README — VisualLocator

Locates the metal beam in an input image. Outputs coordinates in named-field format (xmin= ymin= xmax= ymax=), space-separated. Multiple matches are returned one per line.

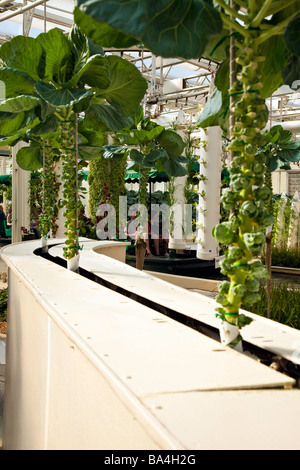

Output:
xmin=0 ymin=0 xmax=49 ymax=21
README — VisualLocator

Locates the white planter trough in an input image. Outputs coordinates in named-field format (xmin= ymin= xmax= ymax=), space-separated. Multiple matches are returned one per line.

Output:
xmin=1 ymin=238 xmax=300 ymax=450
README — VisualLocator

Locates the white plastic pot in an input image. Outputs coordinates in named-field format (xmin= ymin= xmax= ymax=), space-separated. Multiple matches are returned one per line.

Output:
xmin=218 ymin=319 xmax=242 ymax=351
xmin=67 ymin=253 xmax=80 ymax=272
xmin=41 ymin=236 xmax=48 ymax=253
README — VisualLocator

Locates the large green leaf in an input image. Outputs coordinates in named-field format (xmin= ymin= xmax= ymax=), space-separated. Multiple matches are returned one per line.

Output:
xmin=123 ymin=126 xmax=164 ymax=144
xmin=69 ymin=24 xmax=90 ymax=77
xmin=0 ymin=134 xmax=25 ymax=147
xmin=0 ymin=95 xmax=40 ymax=113
xmin=83 ymin=102 xmax=134 ymax=131
xmin=197 ymin=87 xmax=228 ymax=131
xmin=157 ymin=129 xmax=185 ymax=157
xmin=161 ymin=157 xmax=187 ymax=177
xmin=72 ymin=93 xmax=94 ymax=114
xmin=17 ymin=110 xmax=40 ymax=135
xmin=35 ymin=81 xmax=94 ymax=108
xmin=0 ymin=107 xmax=40 ymax=136
xmin=78 ymin=145 xmax=102 ymax=160
xmin=27 ymin=115 xmax=59 ymax=137
xmin=16 ymin=145 xmax=43 ymax=171
xmin=74 ymin=7 xmax=138 ymax=49
xmin=96 ymin=55 xmax=147 ymax=116
xmin=278 ymin=147 xmax=300 ymax=162
xmin=259 ymin=36 xmax=289 ymax=99
xmin=264 ymin=125 xmax=294 ymax=145
xmin=36 ymin=28 xmax=72 ymax=83
xmin=0 ymin=68 xmax=35 ymax=98
xmin=282 ymin=54 xmax=300 ymax=90
xmin=0 ymin=36 xmax=44 ymax=81
xmin=202 ymin=31 xmax=230 ymax=62
xmin=284 ymin=12 xmax=300 ymax=57
xmin=65 ymin=54 xmax=110 ymax=89
xmin=39 ymin=100 xmax=58 ymax=121
xmin=80 ymin=130 xmax=106 ymax=147
xmin=0 ymin=112 xmax=25 ymax=136
xmin=75 ymin=0 xmax=223 ymax=60
xmin=103 ymin=144 xmax=128 ymax=159
xmin=129 ymin=147 xmax=165 ymax=168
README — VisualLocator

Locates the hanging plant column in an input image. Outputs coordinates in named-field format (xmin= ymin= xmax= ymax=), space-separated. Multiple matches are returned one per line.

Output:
xmin=60 ymin=118 xmax=80 ymax=271
xmin=135 ymin=167 xmax=149 ymax=270
xmin=196 ymin=126 xmax=223 ymax=261
xmin=213 ymin=9 xmax=276 ymax=348
xmin=39 ymin=142 xmax=60 ymax=252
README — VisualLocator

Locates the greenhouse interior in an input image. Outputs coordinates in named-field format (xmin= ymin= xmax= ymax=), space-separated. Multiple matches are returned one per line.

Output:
xmin=0 ymin=0 xmax=300 ymax=452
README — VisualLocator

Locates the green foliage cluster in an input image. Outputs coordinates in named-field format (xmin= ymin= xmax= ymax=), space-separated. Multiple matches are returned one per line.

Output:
xmin=28 ymin=171 xmax=42 ymax=225
xmin=38 ymin=149 xmax=60 ymax=238
xmin=0 ymin=24 xmax=147 ymax=264
xmin=88 ymin=140 xmax=127 ymax=238
xmin=243 ymin=282 xmax=300 ymax=330
xmin=0 ymin=184 xmax=12 ymax=205
xmin=262 ymin=246 xmax=300 ymax=269
xmin=0 ymin=288 xmax=8 ymax=322
xmin=271 ymin=195 xmax=297 ymax=249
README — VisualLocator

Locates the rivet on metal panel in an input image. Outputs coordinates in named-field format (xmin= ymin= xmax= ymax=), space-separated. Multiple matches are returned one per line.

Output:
xmin=151 ymin=405 xmax=163 ymax=410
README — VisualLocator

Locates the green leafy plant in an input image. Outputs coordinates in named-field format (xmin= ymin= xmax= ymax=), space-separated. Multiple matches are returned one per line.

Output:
xmin=0 ymin=25 xmax=147 ymax=268
xmin=0 ymin=288 xmax=8 ymax=322
xmin=103 ymin=106 xmax=186 ymax=269
xmin=243 ymin=282 xmax=300 ymax=330
xmin=74 ymin=0 xmax=300 ymax=346
xmin=88 ymin=136 xmax=128 ymax=237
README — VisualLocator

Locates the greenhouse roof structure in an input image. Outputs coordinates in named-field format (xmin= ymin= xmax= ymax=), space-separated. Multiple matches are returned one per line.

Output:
xmin=0 ymin=0 xmax=299 ymax=132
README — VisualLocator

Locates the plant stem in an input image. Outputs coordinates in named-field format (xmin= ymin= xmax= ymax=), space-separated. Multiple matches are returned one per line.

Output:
xmin=229 ymin=0 xmax=236 ymax=167
xmin=214 ymin=24 xmax=271 ymax=335
xmin=256 ymin=16 xmax=292 ymax=44
xmin=231 ymin=0 xmax=247 ymax=7
xmin=60 ymin=120 xmax=79 ymax=261
xmin=251 ymin=0 xmax=273 ymax=27
xmin=248 ymin=0 xmax=257 ymax=18
xmin=39 ymin=142 xmax=60 ymax=241
xmin=75 ymin=113 xmax=79 ymax=255
xmin=221 ymin=13 xmax=252 ymax=38
xmin=214 ymin=0 xmax=246 ymax=22
xmin=260 ymin=0 xmax=297 ymax=22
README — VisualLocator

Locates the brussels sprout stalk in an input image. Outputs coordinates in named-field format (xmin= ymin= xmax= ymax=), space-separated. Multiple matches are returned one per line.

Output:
xmin=212 ymin=1 xmax=283 ymax=347
xmin=39 ymin=142 xmax=60 ymax=251
xmin=60 ymin=119 xmax=81 ymax=265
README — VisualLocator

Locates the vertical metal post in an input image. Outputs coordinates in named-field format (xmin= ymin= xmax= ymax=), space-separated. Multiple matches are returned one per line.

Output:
xmin=11 ymin=142 xmax=30 ymax=244
xmin=229 ymin=0 xmax=236 ymax=166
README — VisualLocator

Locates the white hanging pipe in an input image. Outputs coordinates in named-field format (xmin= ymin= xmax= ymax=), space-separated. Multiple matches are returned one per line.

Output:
xmin=196 ymin=126 xmax=223 ymax=261
xmin=0 ymin=0 xmax=50 ymax=22
xmin=0 ymin=0 xmax=14 ymax=7
xmin=265 ymin=120 xmax=300 ymax=132
xmin=150 ymin=54 xmax=156 ymax=93
xmin=168 ymin=113 xmax=188 ymax=251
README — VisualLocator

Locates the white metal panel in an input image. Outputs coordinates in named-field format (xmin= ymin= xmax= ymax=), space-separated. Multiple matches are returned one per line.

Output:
xmin=143 ymin=389 xmax=300 ymax=450
xmin=49 ymin=240 xmax=300 ymax=365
